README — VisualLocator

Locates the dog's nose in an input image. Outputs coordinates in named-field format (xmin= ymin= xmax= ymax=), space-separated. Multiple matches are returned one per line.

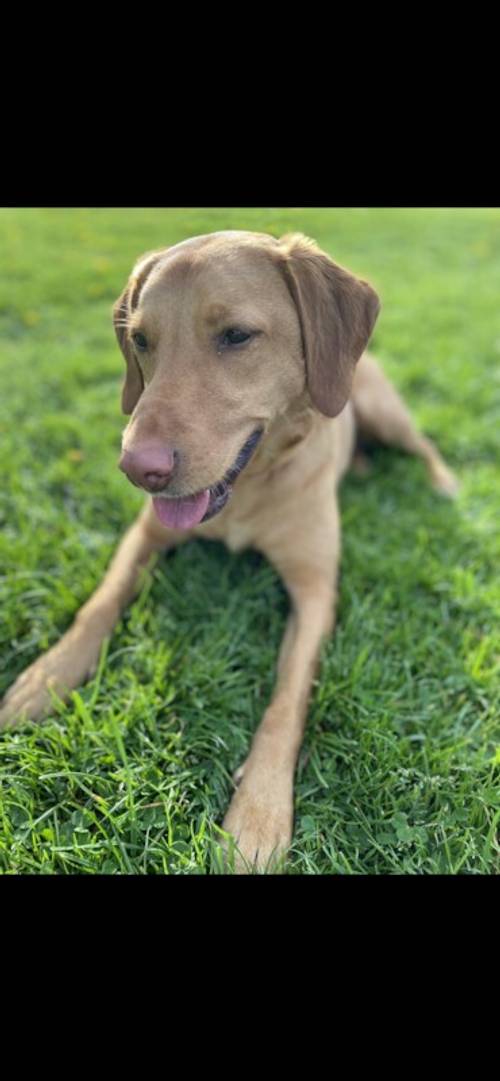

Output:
xmin=119 ymin=446 xmax=177 ymax=493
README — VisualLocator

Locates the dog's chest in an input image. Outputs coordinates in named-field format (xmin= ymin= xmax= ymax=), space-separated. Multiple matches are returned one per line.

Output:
xmin=195 ymin=491 xmax=261 ymax=552
xmin=223 ymin=519 xmax=253 ymax=553
xmin=196 ymin=461 xmax=284 ymax=551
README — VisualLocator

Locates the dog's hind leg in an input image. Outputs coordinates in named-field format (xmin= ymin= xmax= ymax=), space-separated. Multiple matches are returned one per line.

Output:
xmin=0 ymin=501 xmax=189 ymax=727
xmin=352 ymin=353 xmax=459 ymax=496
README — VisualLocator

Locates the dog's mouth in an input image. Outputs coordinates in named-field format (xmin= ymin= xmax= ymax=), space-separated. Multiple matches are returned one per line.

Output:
xmin=152 ymin=428 xmax=264 ymax=531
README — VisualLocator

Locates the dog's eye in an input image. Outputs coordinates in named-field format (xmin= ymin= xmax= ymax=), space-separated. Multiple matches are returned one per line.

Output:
xmin=219 ymin=328 xmax=253 ymax=348
xmin=132 ymin=332 xmax=148 ymax=352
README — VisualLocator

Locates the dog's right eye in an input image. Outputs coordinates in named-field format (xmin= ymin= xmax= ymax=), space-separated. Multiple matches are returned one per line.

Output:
xmin=132 ymin=332 xmax=148 ymax=352
xmin=217 ymin=328 xmax=256 ymax=352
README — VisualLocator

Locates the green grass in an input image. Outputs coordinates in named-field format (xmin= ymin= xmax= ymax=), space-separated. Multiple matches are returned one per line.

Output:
xmin=0 ymin=207 xmax=499 ymax=874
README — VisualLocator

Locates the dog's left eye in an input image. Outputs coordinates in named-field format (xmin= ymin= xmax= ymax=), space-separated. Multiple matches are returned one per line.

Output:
xmin=132 ymin=332 xmax=148 ymax=352
xmin=219 ymin=328 xmax=253 ymax=348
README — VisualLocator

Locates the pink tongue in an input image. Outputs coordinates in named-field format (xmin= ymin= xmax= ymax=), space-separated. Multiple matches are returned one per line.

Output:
xmin=152 ymin=489 xmax=211 ymax=530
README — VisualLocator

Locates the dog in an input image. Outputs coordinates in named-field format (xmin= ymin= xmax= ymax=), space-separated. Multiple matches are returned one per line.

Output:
xmin=0 ymin=230 xmax=458 ymax=871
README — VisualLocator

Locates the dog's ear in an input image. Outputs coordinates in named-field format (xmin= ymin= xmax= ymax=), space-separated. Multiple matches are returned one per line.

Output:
xmin=113 ymin=251 xmax=164 ymax=415
xmin=278 ymin=234 xmax=380 ymax=418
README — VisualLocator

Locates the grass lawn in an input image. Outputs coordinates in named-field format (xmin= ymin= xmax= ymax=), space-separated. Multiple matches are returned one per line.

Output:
xmin=0 ymin=207 xmax=499 ymax=874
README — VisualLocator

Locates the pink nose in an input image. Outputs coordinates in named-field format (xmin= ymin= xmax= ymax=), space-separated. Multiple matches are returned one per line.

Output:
xmin=119 ymin=445 xmax=178 ymax=493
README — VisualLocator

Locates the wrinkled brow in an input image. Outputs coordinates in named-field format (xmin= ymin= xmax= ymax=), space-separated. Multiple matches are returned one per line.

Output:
xmin=203 ymin=303 xmax=233 ymax=327
xmin=200 ymin=302 xmax=271 ymax=333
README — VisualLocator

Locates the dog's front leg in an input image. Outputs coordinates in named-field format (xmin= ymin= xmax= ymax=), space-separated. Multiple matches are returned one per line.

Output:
xmin=0 ymin=501 xmax=188 ymax=727
xmin=222 ymin=502 xmax=340 ymax=873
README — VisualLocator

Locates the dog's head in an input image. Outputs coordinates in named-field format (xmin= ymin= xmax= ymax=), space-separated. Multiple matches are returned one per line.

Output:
xmin=114 ymin=231 xmax=380 ymax=529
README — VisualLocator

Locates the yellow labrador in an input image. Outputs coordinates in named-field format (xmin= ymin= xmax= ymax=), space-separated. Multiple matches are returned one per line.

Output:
xmin=0 ymin=231 xmax=457 ymax=871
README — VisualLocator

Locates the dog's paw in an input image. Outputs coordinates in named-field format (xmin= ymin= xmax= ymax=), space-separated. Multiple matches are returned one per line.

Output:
xmin=221 ymin=773 xmax=293 ymax=874
xmin=0 ymin=635 xmax=100 ymax=728
xmin=427 ymin=457 xmax=460 ymax=499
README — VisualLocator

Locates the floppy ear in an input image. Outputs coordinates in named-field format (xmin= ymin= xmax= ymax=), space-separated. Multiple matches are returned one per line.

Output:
xmin=278 ymin=234 xmax=380 ymax=418
xmin=113 ymin=251 xmax=164 ymax=415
